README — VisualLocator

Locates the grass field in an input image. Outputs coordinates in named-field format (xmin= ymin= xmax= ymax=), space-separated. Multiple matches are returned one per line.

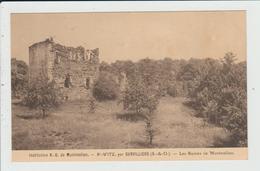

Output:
xmin=12 ymin=96 xmax=230 ymax=150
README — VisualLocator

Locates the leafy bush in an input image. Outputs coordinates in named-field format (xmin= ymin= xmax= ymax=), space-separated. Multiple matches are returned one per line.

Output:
xmin=93 ymin=71 xmax=119 ymax=101
xmin=24 ymin=77 xmax=61 ymax=118
xmin=223 ymin=106 xmax=247 ymax=146
xmin=188 ymin=53 xmax=247 ymax=146
xmin=11 ymin=58 xmax=29 ymax=98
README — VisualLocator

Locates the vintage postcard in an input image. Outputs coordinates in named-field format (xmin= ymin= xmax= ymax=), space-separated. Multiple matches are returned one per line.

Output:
xmin=9 ymin=11 xmax=248 ymax=162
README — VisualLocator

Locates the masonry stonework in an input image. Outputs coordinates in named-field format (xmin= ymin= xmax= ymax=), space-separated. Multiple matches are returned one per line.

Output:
xmin=29 ymin=38 xmax=100 ymax=100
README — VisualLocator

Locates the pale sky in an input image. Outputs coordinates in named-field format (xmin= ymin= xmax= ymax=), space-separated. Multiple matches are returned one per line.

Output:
xmin=11 ymin=11 xmax=246 ymax=64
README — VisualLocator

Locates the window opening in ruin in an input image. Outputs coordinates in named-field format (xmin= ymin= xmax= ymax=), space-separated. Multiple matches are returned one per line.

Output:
xmin=64 ymin=74 xmax=72 ymax=88
xmin=55 ymin=53 xmax=60 ymax=64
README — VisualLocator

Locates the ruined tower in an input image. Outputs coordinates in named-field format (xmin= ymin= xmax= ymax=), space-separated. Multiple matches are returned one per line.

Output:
xmin=29 ymin=38 xmax=100 ymax=100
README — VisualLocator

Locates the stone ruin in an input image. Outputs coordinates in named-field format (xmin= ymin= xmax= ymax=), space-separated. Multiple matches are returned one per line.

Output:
xmin=29 ymin=37 xmax=100 ymax=100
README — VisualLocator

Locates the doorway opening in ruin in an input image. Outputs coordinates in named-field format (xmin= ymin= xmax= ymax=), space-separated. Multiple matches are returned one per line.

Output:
xmin=64 ymin=74 xmax=72 ymax=88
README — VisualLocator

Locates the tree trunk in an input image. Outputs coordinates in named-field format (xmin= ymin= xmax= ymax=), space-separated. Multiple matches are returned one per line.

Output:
xmin=149 ymin=133 xmax=153 ymax=145
xmin=146 ymin=120 xmax=153 ymax=146
xmin=42 ymin=108 xmax=46 ymax=119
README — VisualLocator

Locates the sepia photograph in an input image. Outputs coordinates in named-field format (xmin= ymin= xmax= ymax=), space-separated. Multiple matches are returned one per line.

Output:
xmin=11 ymin=11 xmax=247 ymax=152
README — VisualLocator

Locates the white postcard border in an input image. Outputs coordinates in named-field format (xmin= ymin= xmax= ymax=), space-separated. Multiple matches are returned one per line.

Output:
xmin=1 ymin=1 xmax=260 ymax=171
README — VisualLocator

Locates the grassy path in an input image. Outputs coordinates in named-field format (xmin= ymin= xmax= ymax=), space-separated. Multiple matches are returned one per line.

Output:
xmin=153 ymin=97 xmax=229 ymax=148
xmin=12 ymin=97 xmax=229 ymax=150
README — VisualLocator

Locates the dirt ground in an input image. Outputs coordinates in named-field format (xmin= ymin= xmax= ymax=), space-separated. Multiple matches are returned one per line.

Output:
xmin=12 ymin=97 xmax=230 ymax=150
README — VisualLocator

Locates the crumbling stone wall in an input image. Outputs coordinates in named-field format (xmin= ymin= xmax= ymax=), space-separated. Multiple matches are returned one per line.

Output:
xmin=52 ymin=42 xmax=99 ymax=64
xmin=29 ymin=38 xmax=100 ymax=101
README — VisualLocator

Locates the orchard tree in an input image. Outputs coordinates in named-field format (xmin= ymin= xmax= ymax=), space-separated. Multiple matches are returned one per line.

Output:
xmin=122 ymin=67 xmax=160 ymax=146
xmin=24 ymin=75 xmax=61 ymax=118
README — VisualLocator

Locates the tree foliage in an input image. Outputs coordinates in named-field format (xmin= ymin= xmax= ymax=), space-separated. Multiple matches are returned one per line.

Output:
xmin=121 ymin=66 xmax=160 ymax=146
xmin=187 ymin=53 xmax=247 ymax=146
xmin=122 ymin=66 xmax=160 ymax=115
xmin=24 ymin=76 xmax=61 ymax=118
xmin=93 ymin=71 xmax=119 ymax=101
xmin=11 ymin=58 xmax=28 ymax=97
